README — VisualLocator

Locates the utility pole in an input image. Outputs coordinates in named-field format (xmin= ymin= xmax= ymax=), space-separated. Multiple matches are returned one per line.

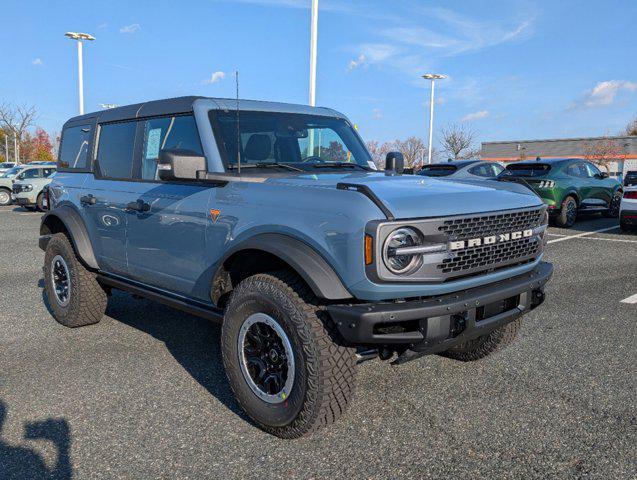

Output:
xmin=65 ymin=32 xmax=95 ymax=115
xmin=422 ymin=73 xmax=446 ymax=166
xmin=309 ymin=0 xmax=319 ymax=106
xmin=14 ymin=133 xmax=18 ymax=164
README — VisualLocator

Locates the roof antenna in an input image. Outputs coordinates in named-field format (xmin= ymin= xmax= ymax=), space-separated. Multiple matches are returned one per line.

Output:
xmin=235 ymin=70 xmax=241 ymax=175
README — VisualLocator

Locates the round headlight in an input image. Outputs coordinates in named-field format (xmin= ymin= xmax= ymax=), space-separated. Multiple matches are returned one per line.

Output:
xmin=382 ymin=227 xmax=423 ymax=275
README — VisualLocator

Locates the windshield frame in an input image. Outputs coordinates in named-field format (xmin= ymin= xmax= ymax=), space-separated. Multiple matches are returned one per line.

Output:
xmin=209 ymin=110 xmax=373 ymax=173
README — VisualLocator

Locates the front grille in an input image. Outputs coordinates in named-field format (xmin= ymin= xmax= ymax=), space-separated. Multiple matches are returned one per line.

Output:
xmin=438 ymin=208 xmax=543 ymax=240
xmin=434 ymin=207 xmax=545 ymax=279
xmin=438 ymin=237 xmax=541 ymax=274
xmin=12 ymin=185 xmax=22 ymax=194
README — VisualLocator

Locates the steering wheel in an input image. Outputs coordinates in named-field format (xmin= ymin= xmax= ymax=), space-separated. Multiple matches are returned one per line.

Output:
xmin=301 ymin=155 xmax=326 ymax=164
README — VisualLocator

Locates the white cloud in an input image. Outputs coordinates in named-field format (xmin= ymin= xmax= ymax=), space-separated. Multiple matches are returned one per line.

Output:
xmin=579 ymin=80 xmax=637 ymax=108
xmin=32 ymin=58 xmax=43 ymax=66
xmin=203 ymin=71 xmax=226 ymax=84
xmin=348 ymin=54 xmax=367 ymax=71
xmin=119 ymin=23 xmax=141 ymax=34
xmin=372 ymin=108 xmax=382 ymax=119
xmin=98 ymin=22 xmax=108 ymax=29
xmin=462 ymin=110 xmax=489 ymax=122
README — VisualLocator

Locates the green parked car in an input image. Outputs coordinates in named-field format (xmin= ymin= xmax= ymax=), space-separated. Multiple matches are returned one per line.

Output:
xmin=503 ymin=158 xmax=623 ymax=228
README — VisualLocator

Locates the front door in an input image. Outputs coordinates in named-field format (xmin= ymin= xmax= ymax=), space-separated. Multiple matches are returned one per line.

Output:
xmin=124 ymin=114 xmax=214 ymax=302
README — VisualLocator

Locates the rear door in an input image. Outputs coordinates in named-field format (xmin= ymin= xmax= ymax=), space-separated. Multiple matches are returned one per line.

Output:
xmin=80 ymin=121 xmax=139 ymax=275
xmin=125 ymin=114 xmax=214 ymax=301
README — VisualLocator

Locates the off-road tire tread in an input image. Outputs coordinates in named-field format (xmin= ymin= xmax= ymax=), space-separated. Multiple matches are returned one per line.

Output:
xmin=442 ymin=318 xmax=522 ymax=362
xmin=222 ymin=270 xmax=356 ymax=439
xmin=44 ymin=233 xmax=107 ymax=328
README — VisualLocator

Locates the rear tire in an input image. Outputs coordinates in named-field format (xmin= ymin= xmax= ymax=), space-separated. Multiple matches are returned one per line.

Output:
xmin=221 ymin=271 xmax=356 ymax=438
xmin=36 ymin=192 xmax=45 ymax=211
xmin=442 ymin=319 xmax=522 ymax=362
xmin=555 ymin=196 xmax=577 ymax=228
xmin=44 ymin=233 xmax=107 ymax=327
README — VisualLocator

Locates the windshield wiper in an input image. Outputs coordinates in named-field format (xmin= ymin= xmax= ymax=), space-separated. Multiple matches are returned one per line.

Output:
xmin=312 ymin=162 xmax=370 ymax=171
xmin=227 ymin=162 xmax=303 ymax=172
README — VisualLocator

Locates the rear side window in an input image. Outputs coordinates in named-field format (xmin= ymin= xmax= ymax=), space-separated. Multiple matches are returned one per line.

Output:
xmin=140 ymin=115 xmax=203 ymax=180
xmin=58 ymin=125 xmax=92 ymax=169
xmin=469 ymin=163 xmax=503 ymax=177
xmin=96 ymin=122 xmax=137 ymax=179
xmin=19 ymin=168 xmax=41 ymax=179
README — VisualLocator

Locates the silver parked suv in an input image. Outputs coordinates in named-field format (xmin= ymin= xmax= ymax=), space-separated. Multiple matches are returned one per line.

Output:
xmin=40 ymin=97 xmax=552 ymax=438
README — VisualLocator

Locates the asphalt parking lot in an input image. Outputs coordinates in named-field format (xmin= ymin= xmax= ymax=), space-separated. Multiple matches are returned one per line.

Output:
xmin=0 ymin=205 xmax=635 ymax=479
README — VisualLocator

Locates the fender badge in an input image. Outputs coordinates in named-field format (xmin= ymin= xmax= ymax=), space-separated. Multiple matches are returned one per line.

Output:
xmin=210 ymin=209 xmax=221 ymax=222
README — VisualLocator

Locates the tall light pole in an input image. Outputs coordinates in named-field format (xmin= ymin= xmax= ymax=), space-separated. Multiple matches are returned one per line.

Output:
xmin=309 ymin=0 xmax=319 ymax=107
xmin=65 ymin=32 xmax=95 ymax=115
xmin=422 ymin=73 xmax=446 ymax=166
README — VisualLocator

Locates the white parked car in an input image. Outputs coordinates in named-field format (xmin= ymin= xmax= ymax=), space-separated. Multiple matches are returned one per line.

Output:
xmin=0 ymin=162 xmax=17 ymax=174
xmin=620 ymin=186 xmax=637 ymax=232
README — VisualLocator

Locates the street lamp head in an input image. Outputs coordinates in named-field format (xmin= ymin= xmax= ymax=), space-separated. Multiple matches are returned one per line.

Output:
xmin=422 ymin=73 xmax=447 ymax=80
xmin=65 ymin=32 xmax=95 ymax=41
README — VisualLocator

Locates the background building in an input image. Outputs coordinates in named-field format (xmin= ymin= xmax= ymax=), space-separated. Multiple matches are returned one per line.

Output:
xmin=481 ymin=136 xmax=637 ymax=178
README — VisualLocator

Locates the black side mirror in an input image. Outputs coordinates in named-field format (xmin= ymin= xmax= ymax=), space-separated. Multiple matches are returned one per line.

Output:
xmin=385 ymin=151 xmax=405 ymax=175
xmin=599 ymin=172 xmax=609 ymax=179
xmin=158 ymin=149 xmax=207 ymax=181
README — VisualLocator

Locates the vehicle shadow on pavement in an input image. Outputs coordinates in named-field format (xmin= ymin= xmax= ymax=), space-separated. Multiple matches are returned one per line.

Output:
xmin=104 ymin=291 xmax=249 ymax=421
xmin=0 ymin=400 xmax=72 ymax=480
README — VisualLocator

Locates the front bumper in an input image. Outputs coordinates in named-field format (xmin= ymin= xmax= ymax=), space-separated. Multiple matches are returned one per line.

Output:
xmin=328 ymin=261 xmax=553 ymax=364
xmin=12 ymin=195 xmax=35 ymax=206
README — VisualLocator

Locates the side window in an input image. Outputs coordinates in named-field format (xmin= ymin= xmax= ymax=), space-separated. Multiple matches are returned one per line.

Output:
xmin=140 ymin=115 xmax=203 ymax=180
xmin=566 ymin=162 xmax=582 ymax=177
xmin=491 ymin=164 xmax=504 ymax=176
xmin=298 ymin=128 xmax=354 ymax=163
xmin=58 ymin=125 xmax=92 ymax=169
xmin=42 ymin=168 xmax=56 ymax=178
xmin=95 ymin=121 xmax=137 ymax=179
xmin=469 ymin=164 xmax=492 ymax=177
xmin=19 ymin=168 xmax=41 ymax=179
xmin=584 ymin=162 xmax=601 ymax=177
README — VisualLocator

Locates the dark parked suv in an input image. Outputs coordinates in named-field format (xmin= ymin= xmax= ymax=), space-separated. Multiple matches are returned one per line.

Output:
xmin=40 ymin=97 xmax=552 ymax=437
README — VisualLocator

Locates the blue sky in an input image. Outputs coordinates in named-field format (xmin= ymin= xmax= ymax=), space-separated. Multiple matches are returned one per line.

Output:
xmin=1 ymin=0 xmax=635 ymax=147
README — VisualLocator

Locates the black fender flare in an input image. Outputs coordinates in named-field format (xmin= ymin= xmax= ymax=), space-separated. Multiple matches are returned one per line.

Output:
xmin=560 ymin=190 xmax=580 ymax=207
xmin=217 ymin=233 xmax=352 ymax=300
xmin=39 ymin=205 xmax=99 ymax=270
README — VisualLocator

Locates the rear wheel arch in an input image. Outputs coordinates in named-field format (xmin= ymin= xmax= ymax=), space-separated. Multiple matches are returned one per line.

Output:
xmin=210 ymin=234 xmax=352 ymax=307
xmin=40 ymin=206 xmax=99 ymax=270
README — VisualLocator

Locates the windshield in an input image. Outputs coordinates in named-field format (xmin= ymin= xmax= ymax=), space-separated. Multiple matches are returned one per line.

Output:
xmin=210 ymin=111 xmax=372 ymax=170
xmin=419 ymin=165 xmax=458 ymax=177
xmin=0 ymin=163 xmax=15 ymax=169
xmin=0 ymin=166 xmax=23 ymax=178
xmin=504 ymin=163 xmax=551 ymax=177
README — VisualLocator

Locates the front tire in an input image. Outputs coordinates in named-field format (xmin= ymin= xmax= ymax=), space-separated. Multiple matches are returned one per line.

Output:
xmin=442 ymin=319 xmax=522 ymax=362
xmin=36 ymin=192 xmax=45 ymax=211
xmin=0 ymin=188 xmax=11 ymax=206
xmin=221 ymin=271 xmax=356 ymax=438
xmin=556 ymin=195 xmax=577 ymax=228
xmin=44 ymin=233 xmax=107 ymax=327
xmin=604 ymin=191 xmax=622 ymax=218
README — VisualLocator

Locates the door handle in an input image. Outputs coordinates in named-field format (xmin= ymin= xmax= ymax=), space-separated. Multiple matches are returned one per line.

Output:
xmin=80 ymin=194 xmax=96 ymax=205
xmin=126 ymin=199 xmax=151 ymax=212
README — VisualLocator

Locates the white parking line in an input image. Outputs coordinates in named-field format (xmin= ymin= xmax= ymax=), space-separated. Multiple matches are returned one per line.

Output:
xmin=579 ymin=237 xmax=637 ymax=244
xmin=620 ymin=294 xmax=637 ymax=304
xmin=547 ymin=233 xmax=567 ymax=237
xmin=547 ymin=226 xmax=620 ymax=244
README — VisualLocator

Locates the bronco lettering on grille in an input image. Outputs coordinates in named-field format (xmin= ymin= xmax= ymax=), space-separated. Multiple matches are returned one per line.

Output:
xmin=449 ymin=229 xmax=533 ymax=251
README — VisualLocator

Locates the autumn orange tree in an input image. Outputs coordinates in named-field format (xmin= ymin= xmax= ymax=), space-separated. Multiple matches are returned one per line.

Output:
xmin=582 ymin=139 xmax=624 ymax=172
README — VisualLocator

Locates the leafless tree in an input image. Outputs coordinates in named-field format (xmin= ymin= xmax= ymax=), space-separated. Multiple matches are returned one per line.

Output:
xmin=0 ymin=103 xmax=38 ymax=162
xmin=624 ymin=115 xmax=637 ymax=136
xmin=366 ymin=140 xmax=395 ymax=169
xmin=439 ymin=123 xmax=476 ymax=160
xmin=394 ymin=136 xmax=427 ymax=168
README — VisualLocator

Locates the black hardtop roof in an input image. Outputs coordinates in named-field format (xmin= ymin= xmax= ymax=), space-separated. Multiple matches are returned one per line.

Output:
xmin=425 ymin=159 xmax=480 ymax=168
xmin=64 ymin=96 xmax=344 ymax=127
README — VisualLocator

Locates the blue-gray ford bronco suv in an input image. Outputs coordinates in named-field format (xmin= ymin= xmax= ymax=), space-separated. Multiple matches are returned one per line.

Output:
xmin=40 ymin=96 xmax=552 ymax=438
